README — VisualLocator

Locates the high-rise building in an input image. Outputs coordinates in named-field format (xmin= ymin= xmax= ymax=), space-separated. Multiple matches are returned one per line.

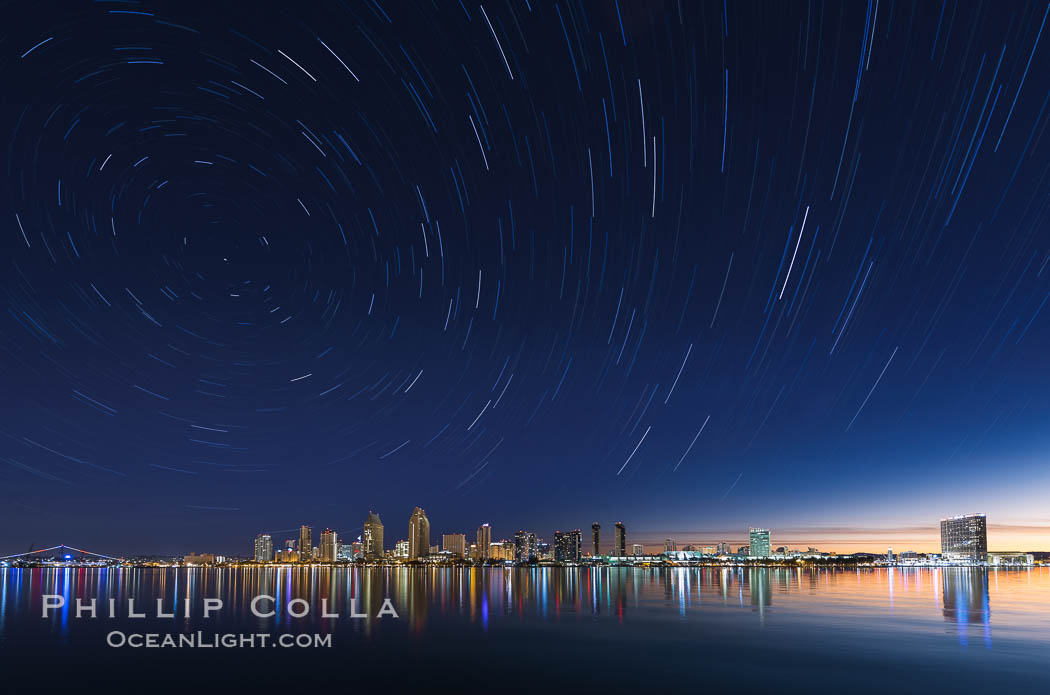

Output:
xmin=940 ymin=514 xmax=987 ymax=561
xmin=631 ymin=543 xmax=645 ymax=556
xmin=408 ymin=507 xmax=431 ymax=559
xmin=394 ymin=540 xmax=410 ymax=558
xmin=363 ymin=511 xmax=384 ymax=558
xmin=320 ymin=529 xmax=338 ymax=561
xmin=299 ymin=525 xmax=313 ymax=561
xmin=717 ymin=541 xmax=731 ymax=555
xmin=749 ymin=528 xmax=771 ymax=557
xmin=664 ymin=538 xmax=677 ymax=552
xmin=443 ymin=533 xmax=467 ymax=558
xmin=554 ymin=530 xmax=582 ymax=562
xmin=614 ymin=522 xmax=626 ymax=556
xmin=514 ymin=531 xmax=537 ymax=562
xmin=253 ymin=534 xmax=273 ymax=563
xmin=351 ymin=540 xmax=363 ymax=558
xmin=477 ymin=523 xmax=492 ymax=560
xmin=337 ymin=542 xmax=355 ymax=561
xmin=591 ymin=522 xmax=601 ymax=556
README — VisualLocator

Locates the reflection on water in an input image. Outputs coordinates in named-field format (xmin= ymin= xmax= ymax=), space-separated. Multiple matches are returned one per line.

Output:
xmin=2 ymin=566 xmax=1049 ymax=689
xmin=0 ymin=566 xmax=1044 ymax=638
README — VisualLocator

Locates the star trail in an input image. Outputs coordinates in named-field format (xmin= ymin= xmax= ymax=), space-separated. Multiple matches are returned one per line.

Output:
xmin=1 ymin=1 xmax=1049 ymax=554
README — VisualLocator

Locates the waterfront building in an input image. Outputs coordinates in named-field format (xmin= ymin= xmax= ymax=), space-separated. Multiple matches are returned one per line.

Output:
xmin=514 ymin=531 xmax=538 ymax=562
xmin=183 ymin=553 xmax=215 ymax=565
xmin=395 ymin=540 xmax=409 ymax=558
xmin=408 ymin=507 xmax=431 ymax=559
xmin=351 ymin=541 xmax=363 ymax=558
xmin=443 ymin=533 xmax=467 ymax=558
xmin=320 ymin=529 xmax=338 ymax=561
xmin=337 ymin=542 xmax=355 ymax=561
xmin=299 ymin=525 xmax=312 ymax=561
xmin=664 ymin=538 xmax=677 ymax=552
xmin=737 ymin=545 xmax=750 ymax=556
xmin=490 ymin=541 xmax=514 ymax=562
xmin=591 ymin=522 xmax=601 ymax=556
xmin=940 ymin=514 xmax=988 ymax=561
xmin=275 ymin=549 xmax=298 ymax=563
xmin=717 ymin=541 xmax=731 ymax=555
xmin=363 ymin=511 xmax=385 ymax=558
xmin=987 ymin=552 xmax=1034 ymax=566
xmin=253 ymin=534 xmax=273 ymax=564
xmin=631 ymin=543 xmax=645 ymax=556
xmin=554 ymin=530 xmax=582 ymax=562
xmin=614 ymin=522 xmax=626 ymax=557
xmin=749 ymin=528 xmax=771 ymax=558
xmin=477 ymin=523 xmax=492 ymax=559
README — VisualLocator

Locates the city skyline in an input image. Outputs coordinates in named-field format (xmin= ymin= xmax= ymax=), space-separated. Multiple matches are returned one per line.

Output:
xmin=2 ymin=2 xmax=1050 ymax=561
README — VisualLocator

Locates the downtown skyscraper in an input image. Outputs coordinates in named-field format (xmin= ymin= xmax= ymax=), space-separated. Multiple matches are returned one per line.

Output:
xmin=554 ymin=530 xmax=582 ymax=562
xmin=320 ymin=529 xmax=338 ymax=561
xmin=940 ymin=514 xmax=988 ymax=561
xmin=614 ymin=522 xmax=626 ymax=557
xmin=476 ymin=523 xmax=491 ymax=560
xmin=298 ymin=525 xmax=312 ymax=561
xmin=363 ymin=511 xmax=384 ymax=559
xmin=253 ymin=534 xmax=273 ymax=564
xmin=408 ymin=507 xmax=430 ymax=559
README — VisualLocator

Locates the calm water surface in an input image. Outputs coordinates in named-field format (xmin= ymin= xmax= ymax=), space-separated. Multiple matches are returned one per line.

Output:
xmin=1 ymin=566 xmax=1047 ymax=691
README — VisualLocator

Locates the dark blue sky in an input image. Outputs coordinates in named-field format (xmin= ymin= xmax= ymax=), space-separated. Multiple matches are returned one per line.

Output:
xmin=2 ymin=1 xmax=1049 ymax=556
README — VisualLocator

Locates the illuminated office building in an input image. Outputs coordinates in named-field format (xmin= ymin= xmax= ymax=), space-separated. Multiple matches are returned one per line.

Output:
xmin=940 ymin=514 xmax=987 ymax=561
xmin=591 ymin=522 xmax=601 ymax=556
xmin=614 ymin=522 xmax=626 ymax=556
xmin=749 ymin=528 xmax=771 ymax=557
xmin=299 ymin=525 xmax=312 ymax=561
xmin=443 ymin=533 xmax=466 ymax=558
xmin=253 ymin=534 xmax=273 ymax=563
xmin=363 ymin=511 xmax=384 ymax=558
xmin=395 ymin=540 xmax=409 ymax=558
xmin=409 ymin=507 xmax=431 ymax=559
xmin=554 ymin=529 xmax=582 ymax=562
xmin=320 ymin=528 xmax=338 ymax=561
xmin=477 ymin=523 xmax=492 ymax=559
xmin=514 ymin=531 xmax=537 ymax=562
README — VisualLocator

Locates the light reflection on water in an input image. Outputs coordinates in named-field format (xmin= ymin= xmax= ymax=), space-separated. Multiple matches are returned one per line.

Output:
xmin=1 ymin=566 xmax=1047 ymax=688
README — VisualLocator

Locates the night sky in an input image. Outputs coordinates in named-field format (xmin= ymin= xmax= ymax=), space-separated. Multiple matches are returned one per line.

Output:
xmin=2 ymin=1 xmax=1049 ymax=556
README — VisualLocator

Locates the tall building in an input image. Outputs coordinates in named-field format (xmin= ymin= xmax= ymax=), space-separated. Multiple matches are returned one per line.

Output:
xmin=554 ymin=530 xmax=582 ymax=562
xmin=514 ymin=530 xmax=538 ymax=562
xmin=363 ymin=511 xmax=384 ymax=558
xmin=614 ymin=522 xmax=626 ymax=556
xmin=253 ymin=534 xmax=273 ymax=563
xmin=408 ymin=507 xmax=431 ymax=559
xmin=749 ymin=528 xmax=771 ymax=557
xmin=443 ymin=533 xmax=467 ymax=558
xmin=477 ymin=523 xmax=492 ymax=560
xmin=591 ymin=522 xmax=601 ymax=556
xmin=664 ymin=538 xmax=677 ymax=552
xmin=717 ymin=541 xmax=731 ymax=555
xmin=299 ymin=525 xmax=312 ymax=561
xmin=320 ymin=529 xmax=338 ymax=561
xmin=631 ymin=543 xmax=645 ymax=556
xmin=940 ymin=514 xmax=988 ymax=561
